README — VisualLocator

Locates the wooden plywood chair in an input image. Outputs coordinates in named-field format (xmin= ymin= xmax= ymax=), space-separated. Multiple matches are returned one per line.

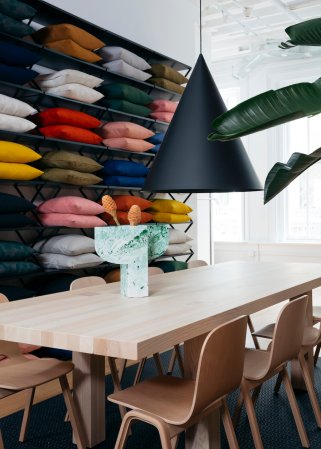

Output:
xmin=187 ymin=259 xmax=208 ymax=269
xmin=0 ymin=326 xmax=85 ymax=449
xmin=234 ymin=296 xmax=310 ymax=449
xmin=108 ymin=316 xmax=247 ymax=449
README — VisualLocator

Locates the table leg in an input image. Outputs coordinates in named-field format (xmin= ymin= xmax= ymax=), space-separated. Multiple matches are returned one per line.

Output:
xmin=291 ymin=290 xmax=314 ymax=391
xmin=72 ymin=352 xmax=105 ymax=448
xmin=185 ymin=334 xmax=221 ymax=449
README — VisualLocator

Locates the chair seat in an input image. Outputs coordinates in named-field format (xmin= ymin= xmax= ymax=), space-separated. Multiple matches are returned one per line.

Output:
xmin=109 ymin=375 xmax=195 ymax=425
xmin=0 ymin=359 xmax=74 ymax=390
xmin=243 ymin=349 xmax=271 ymax=381
xmin=253 ymin=324 xmax=320 ymax=347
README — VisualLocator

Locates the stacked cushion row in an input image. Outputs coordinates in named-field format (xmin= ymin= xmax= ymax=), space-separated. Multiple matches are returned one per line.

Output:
xmin=0 ymin=42 xmax=40 ymax=85
xmin=0 ymin=240 xmax=39 ymax=277
xmin=147 ymin=199 xmax=193 ymax=223
xmin=0 ymin=0 xmax=36 ymax=38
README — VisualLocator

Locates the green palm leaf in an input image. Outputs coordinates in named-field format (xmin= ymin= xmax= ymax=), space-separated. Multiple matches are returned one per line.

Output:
xmin=264 ymin=147 xmax=321 ymax=204
xmin=208 ymin=78 xmax=321 ymax=141
xmin=280 ymin=18 xmax=321 ymax=49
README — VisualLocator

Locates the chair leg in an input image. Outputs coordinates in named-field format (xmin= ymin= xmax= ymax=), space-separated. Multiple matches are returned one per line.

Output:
xmin=221 ymin=398 xmax=239 ymax=449
xmin=174 ymin=345 xmax=184 ymax=377
xmin=0 ymin=430 xmax=4 ymax=449
xmin=118 ymin=358 xmax=127 ymax=383
xmin=170 ymin=435 xmax=179 ymax=449
xmin=167 ymin=348 xmax=177 ymax=375
xmin=114 ymin=413 xmax=135 ymax=449
xmin=19 ymin=387 xmax=35 ymax=442
xmin=251 ymin=386 xmax=262 ymax=407
xmin=134 ymin=358 xmax=147 ymax=385
xmin=282 ymin=367 xmax=309 ymax=448
xmin=247 ymin=316 xmax=260 ymax=349
xmin=298 ymin=352 xmax=321 ymax=428
xmin=241 ymin=382 xmax=265 ymax=449
xmin=233 ymin=391 xmax=244 ymax=429
xmin=59 ymin=375 xmax=86 ymax=449
xmin=314 ymin=343 xmax=321 ymax=367
xmin=108 ymin=357 xmax=127 ymax=420
xmin=153 ymin=353 xmax=164 ymax=376
xmin=274 ymin=372 xmax=282 ymax=394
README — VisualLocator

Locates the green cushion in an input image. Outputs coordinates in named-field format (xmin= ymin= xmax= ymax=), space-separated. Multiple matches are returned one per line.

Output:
xmin=0 ymin=241 xmax=35 ymax=261
xmin=0 ymin=261 xmax=40 ymax=277
xmin=100 ymin=98 xmax=151 ymax=117
xmin=98 ymin=83 xmax=153 ymax=105
xmin=152 ymin=261 xmax=187 ymax=273
xmin=208 ymin=77 xmax=321 ymax=141
xmin=281 ymin=18 xmax=321 ymax=48
xmin=0 ymin=12 xmax=34 ymax=37
xmin=0 ymin=0 xmax=36 ymax=20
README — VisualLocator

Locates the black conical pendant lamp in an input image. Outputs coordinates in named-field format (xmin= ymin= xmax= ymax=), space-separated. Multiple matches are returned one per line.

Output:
xmin=144 ymin=1 xmax=262 ymax=193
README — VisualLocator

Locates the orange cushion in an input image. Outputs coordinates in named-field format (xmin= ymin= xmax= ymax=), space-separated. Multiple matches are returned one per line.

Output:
xmin=102 ymin=210 xmax=153 ymax=225
xmin=39 ymin=125 xmax=103 ymax=145
xmin=112 ymin=195 xmax=152 ymax=211
xmin=104 ymin=268 xmax=120 ymax=283
xmin=32 ymin=24 xmax=105 ymax=50
xmin=36 ymin=108 xmax=101 ymax=129
xmin=45 ymin=39 xmax=102 ymax=63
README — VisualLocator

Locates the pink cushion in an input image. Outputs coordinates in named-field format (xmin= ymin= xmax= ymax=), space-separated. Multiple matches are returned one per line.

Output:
xmin=149 ymin=100 xmax=178 ymax=113
xmin=38 ymin=213 xmax=106 ymax=228
xmin=99 ymin=121 xmax=154 ymax=139
xmin=103 ymin=137 xmax=154 ymax=152
xmin=38 ymin=196 xmax=104 ymax=215
xmin=150 ymin=112 xmax=174 ymax=123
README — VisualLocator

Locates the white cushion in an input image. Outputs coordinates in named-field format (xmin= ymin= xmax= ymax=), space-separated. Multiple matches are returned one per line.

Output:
xmin=103 ymin=60 xmax=152 ymax=82
xmin=45 ymin=83 xmax=104 ymax=104
xmin=34 ymin=235 xmax=95 ymax=256
xmin=168 ymin=229 xmax=193 ymax=244
xmin=0 ymin=114 xmax=36 ymax=133
xmin=99 ymin=46 xmax=151 ymax=71
xmin=165 ymin=243 xmax=192 ymax=256
xmin=0 ymin=94 xmax=37 ymax=118
xmin=36 ymin=69 xmax=104 ymax=89
xmin=37 ymin=252 xmax=103 ymax=269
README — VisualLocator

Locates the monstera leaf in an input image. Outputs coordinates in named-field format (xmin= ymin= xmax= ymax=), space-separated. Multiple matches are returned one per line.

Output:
xmin=208 ymin=78 xmax=321 ymax=141
xmin=264 ymin=147 xmax=321 ymax=204
xmin=280 ymin=18 xmax=321 ymax=49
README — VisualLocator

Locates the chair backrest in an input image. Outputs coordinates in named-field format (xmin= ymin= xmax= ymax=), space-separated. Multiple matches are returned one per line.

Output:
xmin=70 ymin=276 xmax=106 ymax=291
xmin=0 ymin=294 xmax=8 ymax=304
xmin=0 ymin=294 xmax=25 ymax=363
xmin=187 ymin=260 xmax=208 ymax=269
xmin=148 ymin=267 xmax=164 ymax=276
xmin=184 ymin=315 xmax=247 ymax=423
xmin=268 ymin=295 xmax=308 ymax=373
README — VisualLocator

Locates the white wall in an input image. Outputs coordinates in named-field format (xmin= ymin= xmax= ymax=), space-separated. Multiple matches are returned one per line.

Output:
xmin=48 ymin=0 xmax=198 ymax=66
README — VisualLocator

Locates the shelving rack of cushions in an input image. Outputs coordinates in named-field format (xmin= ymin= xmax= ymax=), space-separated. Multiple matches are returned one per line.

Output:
xmin=0 ymin=0 xmax=194 ymax=300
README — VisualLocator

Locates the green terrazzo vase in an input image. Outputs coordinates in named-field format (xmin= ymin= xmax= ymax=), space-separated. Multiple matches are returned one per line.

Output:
xmin=95 ymin=224 xmax=168 ymax=297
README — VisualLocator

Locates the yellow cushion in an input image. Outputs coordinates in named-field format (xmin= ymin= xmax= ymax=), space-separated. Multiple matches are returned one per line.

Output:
xmin=0 ymin=141 xmax=41 ymax=163
xmin=148 ymin=199 xmax=192 ymax=214
xmin=151 ymin=212 xmax=191 ymax=224
xmin=0 ymin=163 xmax=43 ymax=180
xmin=45 ymin=40 xmax=102 ymax=63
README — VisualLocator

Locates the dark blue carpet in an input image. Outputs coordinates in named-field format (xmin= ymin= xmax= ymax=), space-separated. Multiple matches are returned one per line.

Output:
xmin=2 ymin=354 xmax=321 ymax=449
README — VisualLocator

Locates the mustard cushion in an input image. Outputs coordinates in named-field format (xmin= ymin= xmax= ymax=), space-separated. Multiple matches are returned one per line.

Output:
xmin=148 ymin=64 xmax=188 ymax=85
xmin=0 ymin=162 xmax=43 ymax=180
xmin=148 ymin=199 xmax=192 ymax=214
xmin=0 ymin=141 xmax=41 ymax=163
xmin=45 ymin=40 xmax=102 ymax=63
xmin=32 ymin=24 xmax=105 ymax=50
xmin=151 ymin=212 xmax=191 ymax=224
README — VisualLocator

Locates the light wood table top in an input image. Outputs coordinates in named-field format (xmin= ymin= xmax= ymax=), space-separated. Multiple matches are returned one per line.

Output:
xmin=0 ymin=261 xmax=321 ymax=360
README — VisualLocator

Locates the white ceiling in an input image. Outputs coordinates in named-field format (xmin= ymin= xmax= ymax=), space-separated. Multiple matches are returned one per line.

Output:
xmin=201 ymin=0 xmax=321 ymax=64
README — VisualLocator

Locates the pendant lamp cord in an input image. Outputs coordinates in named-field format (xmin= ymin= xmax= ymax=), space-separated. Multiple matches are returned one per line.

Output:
xmin=200 ymin=0 xmax=202 ymax=54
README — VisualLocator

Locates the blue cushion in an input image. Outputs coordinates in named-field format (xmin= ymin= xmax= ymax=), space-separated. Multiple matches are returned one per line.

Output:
xmin=0 ymin=62 xmax=38 ymax=85
xmin=0 ymin=193 xmax=35 ymax=212
xmin=0 ymin=0 xmax=37 ymax=20
xmin=0 ymin=285 xmax=36 ymax=300
xmin=150 ymin=144 xmax=161 ymax=154
xmin=147 ymin=132 xmax=165 ymax=144
xmin=104 ymin=175 xmax=146 ymax=188
xmin=0 ymin=12 xmax=34 ymax=37
xmin=0 ymin=241 xmax=35 ymax=261
xmin=0 ymin=42 xmax=41 ymax=67
xmin=102 ymin=160 xmax=149 ymax=177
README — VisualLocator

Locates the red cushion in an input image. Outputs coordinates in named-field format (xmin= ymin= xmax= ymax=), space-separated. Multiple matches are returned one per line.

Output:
xmin=36 ymin=108 xmax=101 ymax=129
xmin=101 ymin=195 xmax=152 ymax=211
xmin=39 ymin=125 xmax=103 ymax=145
xmin=102 ymin=210 xmax=153 ymax=225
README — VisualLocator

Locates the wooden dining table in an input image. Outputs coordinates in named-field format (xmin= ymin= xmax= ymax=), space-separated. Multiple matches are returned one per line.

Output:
xmin=0 ymin=261 xmax=321 ymax=449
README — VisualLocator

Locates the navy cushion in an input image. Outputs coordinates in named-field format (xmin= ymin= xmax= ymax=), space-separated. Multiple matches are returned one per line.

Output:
xmin=0 ymin=285 xmax=36 ymax=300
xmin=32 ymin=347 xmax=72 ymax=361
xmin=0 ymin=0 xmax=37 ymax=20
xmin=0 ymin=193 xmax=35 ymax=213
xmin=0 ymin=261 xmax=40 ymax=277
xmin=0 ymin=241 xmax=35 ymax=261
xmin=102 ymin=159 xmax=149 ymax=177
xmin=152 ymin=261 xmax=188 ymax=272
xmin=0 ymin=42 xmax=41 ymax=67
xmin=0 ymin=62 xmax=38 ymax=85
xmin=147 ymin=132 xmax=165 ymax=144
xmin=103 ymin=175 xmax=146 ymax=188
xmin=38 ymin=273 xmax=79 ymax=295
xmin=0 ymin=12 xmax=34 ymax=37
xmin=0 ymin=214 xmax=37 ymax=228
xmin=150 ymin=143 xmax=160 ymax=154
